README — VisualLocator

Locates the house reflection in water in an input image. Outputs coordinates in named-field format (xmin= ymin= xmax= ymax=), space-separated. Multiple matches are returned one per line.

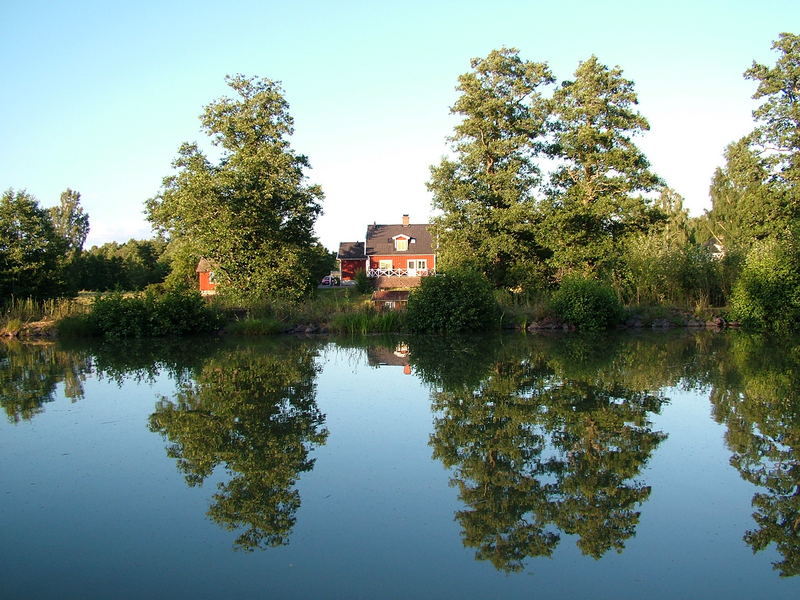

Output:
xmin=366 ymin=342 xmax=412 ymax=375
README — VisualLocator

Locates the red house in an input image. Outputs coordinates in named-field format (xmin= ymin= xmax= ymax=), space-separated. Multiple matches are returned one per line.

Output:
xmin=337 ymin=214 xmax=436 ymax=288
xmin=336 ymin=241 xmax=366 ymax=281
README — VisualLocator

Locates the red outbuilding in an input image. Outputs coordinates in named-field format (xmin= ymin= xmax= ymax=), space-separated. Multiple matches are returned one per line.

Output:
xmin=196 ymin=259 xmax=218 ymax=296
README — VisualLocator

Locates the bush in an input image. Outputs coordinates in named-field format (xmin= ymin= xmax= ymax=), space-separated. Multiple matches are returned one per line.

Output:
xmin=354 ymin=270 xmax=372 ymax=294
xmin=551 ymin=276 xmax=622 ymax=331
xmin=406 ymin=270 xmax=498 ymax=333
xmin=730 ymin=237 xmax=800 ymax=332
xmin=86 ymin=289 xmax=221 ymax=339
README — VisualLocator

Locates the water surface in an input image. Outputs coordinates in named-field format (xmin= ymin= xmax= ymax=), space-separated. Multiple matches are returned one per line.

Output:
xmin=1 ymin=331 xmax=799 ymax=599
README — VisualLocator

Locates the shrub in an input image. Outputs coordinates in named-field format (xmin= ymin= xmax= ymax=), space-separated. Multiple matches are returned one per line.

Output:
xmin=354 ymin=270 xmax=372 ymax=294
xmin=551 ymin=276 xmax=622 ymax=331
xmin=406 ymin=270 xmax=498 ymax=333
xmin=86 ymin=289 xmax=221 ymax=339
xmin=730 ymin=237 xmax=800 ymax=332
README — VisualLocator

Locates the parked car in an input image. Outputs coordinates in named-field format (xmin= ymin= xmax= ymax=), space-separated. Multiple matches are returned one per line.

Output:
xmin=321 ymin=275 xmax=341 ymax=286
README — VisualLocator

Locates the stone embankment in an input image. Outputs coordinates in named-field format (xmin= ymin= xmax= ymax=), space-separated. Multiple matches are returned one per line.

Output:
xmin=0 ymin=319 xmax=58 ymax=340
xmin=520 ymin=313 xmax=737 ymax=332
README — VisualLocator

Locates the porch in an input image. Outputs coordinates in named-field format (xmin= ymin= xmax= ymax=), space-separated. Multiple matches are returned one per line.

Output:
xmin=367 ymin=268 xmax=434 ymax=277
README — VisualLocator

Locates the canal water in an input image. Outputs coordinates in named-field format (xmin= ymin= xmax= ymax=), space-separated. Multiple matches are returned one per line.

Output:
xmin=1 ymin=331 xmax=798 ymax=599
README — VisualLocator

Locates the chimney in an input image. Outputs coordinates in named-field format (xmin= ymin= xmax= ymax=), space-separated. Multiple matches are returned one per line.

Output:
xmin=402 ymin=214 xmax=409 ymax=227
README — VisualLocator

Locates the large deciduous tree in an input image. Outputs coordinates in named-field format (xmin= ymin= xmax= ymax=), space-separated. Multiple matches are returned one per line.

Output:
xmin=545 ymin=56 xmax=661 ymax=277
xmin=147 ymin=75 xmax=324 ymax=302
xmin=428 ymin=48 xmax=555 ymax=288
xmin=0 ymin=189 xmax=65 ymax=299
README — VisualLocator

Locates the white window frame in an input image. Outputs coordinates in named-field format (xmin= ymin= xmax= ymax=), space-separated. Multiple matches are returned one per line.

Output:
xmin=392 ymin=235 xmax=410 ymax=251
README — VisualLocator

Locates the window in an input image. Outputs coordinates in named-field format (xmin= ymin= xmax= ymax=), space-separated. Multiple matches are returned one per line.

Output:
xmin=395 ymin=237 xmax=408 ymax=251
xmin=379 ymin=259 xmax=393 ymax=270
xmin=408 ymin=260 xmax=427 ymax=271
xmin=208 ymin=271 xmax=217 ymax=284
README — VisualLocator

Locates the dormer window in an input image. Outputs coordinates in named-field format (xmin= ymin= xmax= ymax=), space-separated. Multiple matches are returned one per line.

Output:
xmin=392 ymin=235 xmax=410 ymax=251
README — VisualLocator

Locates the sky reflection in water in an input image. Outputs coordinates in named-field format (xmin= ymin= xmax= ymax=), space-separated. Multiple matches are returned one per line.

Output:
xmin=1 ymin=331 xmax=799 ymax=599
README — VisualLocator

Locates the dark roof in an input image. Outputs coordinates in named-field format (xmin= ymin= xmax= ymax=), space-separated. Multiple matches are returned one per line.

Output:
xmin=196 ymin=258 xmax=217 ymax=273
xmin=365 ymin=223 xmax=434 ymax=256
xmin=337 ymin=241 xmax=366 ymax=259
xmin=371 ymin=290 xmax=410 ymax=302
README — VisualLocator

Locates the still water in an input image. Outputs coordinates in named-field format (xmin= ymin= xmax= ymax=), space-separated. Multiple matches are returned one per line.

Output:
xmin=1 ymin=331 xmax=799 ymax=599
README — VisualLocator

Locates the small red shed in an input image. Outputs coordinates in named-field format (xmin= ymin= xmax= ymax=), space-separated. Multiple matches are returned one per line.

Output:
xmin=196 ymin=259 xmax=218 ymax=296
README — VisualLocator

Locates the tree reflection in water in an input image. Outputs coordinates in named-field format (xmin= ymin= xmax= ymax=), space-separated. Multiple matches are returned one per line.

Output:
xmin=0 ymin=340 xmax=90 ymax=422
xmin=148 ymin=341 xmax=327 ymax=551
xmin=3 ymin=331 xmax=799 ymax=570
xmin=708 ymin=334 xmax=800 ymax=577
xmin=416 ymin=334 xmax=669 ymax=572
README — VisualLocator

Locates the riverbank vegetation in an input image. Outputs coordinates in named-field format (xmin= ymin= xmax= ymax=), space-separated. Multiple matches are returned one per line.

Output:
xmin=2 ymin=34 xmax=798 ymax=335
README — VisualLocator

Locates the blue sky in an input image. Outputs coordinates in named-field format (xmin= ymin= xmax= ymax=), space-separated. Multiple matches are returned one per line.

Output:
xmin=1 ymin=0 xmax=797 ymax=250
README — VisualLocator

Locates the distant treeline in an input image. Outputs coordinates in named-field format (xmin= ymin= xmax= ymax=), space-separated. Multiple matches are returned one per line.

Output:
xmin=1 ymin=187 xmax=170 ymax=299
xmin=74 ymin=239 xmax=170 ymax=291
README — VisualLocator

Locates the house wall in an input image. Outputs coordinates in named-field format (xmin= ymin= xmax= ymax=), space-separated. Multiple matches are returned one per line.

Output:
xmin=199 ymin=272 xmax=216 ymax=293
xmin=369 ymin=254 xmax=435 ymax=270
xmin=340 ymin=259 xmax=366 ymax=280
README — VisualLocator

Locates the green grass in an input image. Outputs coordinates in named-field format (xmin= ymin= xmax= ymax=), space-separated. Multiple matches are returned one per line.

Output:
xmin=226 ymin=317 xmax=284 ymax=335
xmin=328 ymin=309 xmax=406 ymax=335
xmin=1 ymin=297 xmax=90 ymax=336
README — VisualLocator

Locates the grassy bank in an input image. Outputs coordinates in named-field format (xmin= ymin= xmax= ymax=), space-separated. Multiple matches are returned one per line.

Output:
xmin=3 ymin=284 xmax=735 ymax=341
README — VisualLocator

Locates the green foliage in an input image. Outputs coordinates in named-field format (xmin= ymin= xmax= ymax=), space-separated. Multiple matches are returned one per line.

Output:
xmin=49 ymin=189 xmax=89 ymax=259
xmin=428 ymin=48 xmax=555 ymax=289
xmin=147 ymin=75 xmax=324 ymax=303
xmin=706 ymin=138 xmax=794 ymax=252
xmin=75 ymin=238 xmax=170 ymax=291
xmin=429 ymin=49 xmax=663 ymax=290
xmin=544 ymin=56 xmax=662 ymax=277
xmin=0 ymin=189 xmax=66 ymax=299
xmin=406 ymin=270 xmax=499 ymax=333
xmin=354 ymin=269 xmax=372 ymax=294
xmin=86 ymin=289 xmax=221 ymax=339
xmin=226 ymin=317 xmax=284 ymax=335
xmin=705 ymin=33 xmax=800 ymax=257
xmin=730 ymin=237 xmax=800 ymax=332
xmin=622 ymin=234 xmax=724 ymax=307
xmin=745 ymin=32 xmax=800 ymax=188
xmin=328 ymin=309 xmax=405 ymax=335
xmin=48 ymin=189 xmax=90 ymax=294
xmin=550 ymin=276 xmax=622 ymax=330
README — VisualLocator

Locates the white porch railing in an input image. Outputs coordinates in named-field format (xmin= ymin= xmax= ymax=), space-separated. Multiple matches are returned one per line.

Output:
xmin=368 ymin=268 xmax=434 ymax=277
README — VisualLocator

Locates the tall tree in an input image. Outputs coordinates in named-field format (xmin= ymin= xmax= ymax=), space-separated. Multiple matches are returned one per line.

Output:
xmin=147 ymin=75 xmax=324 ymax=301
xmin=0 ymin=189 xmax=65 ymax=299
xmin=428 ymin=48 xmax=555 ymax=288
xmin=545 ymin=56 xmax=661 ymax=276
xmin=706 ymin=137 xmax=792 ymax=250
xmin=49 ymin=188 xmax=89 ymax=259
xmin=744 ymin=32 xmax=800 ymax=190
